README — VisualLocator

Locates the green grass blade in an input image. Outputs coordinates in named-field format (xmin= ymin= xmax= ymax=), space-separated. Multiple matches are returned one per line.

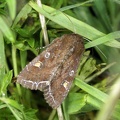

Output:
xmin=52 ymin=0 xmax=94 ymax=14
xmin=29 ymin=1 xmax=120 ymax=48
xmin=0 ymin=97 xmax=25 ymax=119
xmin=0 ymin=16 xmax=15 ymax=43
xmin=0 ymin=70 xmax=12 ymax=96
xmin=74 ymin=78 xmax=108 ymax=103
xmin=85 ymin=31 xmax=120 ymax=48
xmin=12 ymin=4 xmax=32 ymax=28
xmin=6 ymin=0 xmax=16 ymax=19
xmin=0 ymin=31 xmax=5 ymax=72
xmin=29 ymin=1 xmax=104 ymax=40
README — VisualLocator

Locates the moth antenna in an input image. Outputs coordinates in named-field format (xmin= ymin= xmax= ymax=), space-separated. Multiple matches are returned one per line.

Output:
xmin=84 ymin=37 xmax=107 ymax=60
xmin=48 ymin=0 xmax=93 ymax=33
xmin=43 ymin=7 xmax=76 ymax=33
xmin=62 ymin=12 xmax=76 ymax=33
xmin=38 ymin=2 xmax=107 ymax=62
xmin=95 ymin=46 xmax=107 ymax=60
xmin=48 ymin=2 xmax=107 ymax=60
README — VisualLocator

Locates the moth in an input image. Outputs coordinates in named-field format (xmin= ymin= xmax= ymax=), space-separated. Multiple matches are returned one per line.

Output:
xmin=17 ymin=34 xmax=84 ymax=109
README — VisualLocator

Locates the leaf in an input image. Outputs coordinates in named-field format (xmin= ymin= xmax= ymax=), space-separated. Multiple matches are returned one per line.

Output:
xmin=74 ymin=78 xmax=108 ymax=103
xmin=6 ymin=0 xmax=16 ymax=20
xmin=0 ymin=16 xmax=15 ymax=43
xmin=66 ymin=93 xmax=86 ymax=114
xmin=0 ymin=31 xmax=5 ymax=74
xmin=12 ymin=4 xmax=32 ymax=28
xmin=85 ymin=31 xmax=120 ymax=49
xmin=0 ymin=70 xmax=13 ymax=96
xmin=29 ymin=1 xmax=120 ymax=48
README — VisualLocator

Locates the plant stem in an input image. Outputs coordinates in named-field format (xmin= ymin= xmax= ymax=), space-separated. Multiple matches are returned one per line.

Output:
xmin=12 ymin=44 xmax=22 ymax=96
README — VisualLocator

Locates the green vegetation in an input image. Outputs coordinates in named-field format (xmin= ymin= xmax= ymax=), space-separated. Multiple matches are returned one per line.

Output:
xmin=0 ymin=0 xmax=120 ymax=120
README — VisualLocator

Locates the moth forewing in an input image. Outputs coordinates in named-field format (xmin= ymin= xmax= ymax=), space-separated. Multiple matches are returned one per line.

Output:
xmin=17 ymin=34 xmax=84 ymax=109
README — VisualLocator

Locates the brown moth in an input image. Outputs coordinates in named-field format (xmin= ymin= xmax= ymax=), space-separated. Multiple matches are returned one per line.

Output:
xmin=17 ymin=34 xmax=84 ymax=109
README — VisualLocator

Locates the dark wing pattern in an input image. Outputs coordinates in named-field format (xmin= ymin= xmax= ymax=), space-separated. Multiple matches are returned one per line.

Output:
xmin=17 ymin=34 xmax=84 ymax=109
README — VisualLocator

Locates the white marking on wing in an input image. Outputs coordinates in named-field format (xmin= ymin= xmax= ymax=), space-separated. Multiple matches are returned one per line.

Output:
xmin=21 ymin=79 xmax=50 ymax=90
